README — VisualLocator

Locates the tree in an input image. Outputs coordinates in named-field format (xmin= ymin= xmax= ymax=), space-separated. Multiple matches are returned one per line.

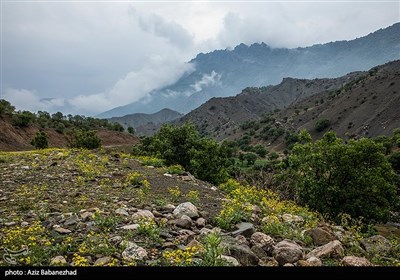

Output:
xmin=253 ymin=144 xmax=267 ymax=158
xmin=289 ymin=131 xmax=397 ymax=222
xmin=127 ymin=126 xmax=135 ymax=134
xmin=315 ymin=118 xmax=331 ymax=132
xmin=71 ymin=129 xmax=101 ymax=149
xmin=12 ymin=111 xmax=36 ymax=127
xmin=31 ymin=131 xmax=48 ymax=149
xmin=0 ymin=99 xmax=15 ymax=115
xmin=243 ymin=153 xmax=257 ymax=166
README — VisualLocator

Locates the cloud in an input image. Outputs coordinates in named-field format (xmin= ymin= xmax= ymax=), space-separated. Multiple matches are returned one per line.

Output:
xmin=191 ymin=71 xmax=222 ymax=93
xmin=68 ymin=56 xmax=195 ymax=115
xmin=3 ymin=88 xmax=66 ymax=113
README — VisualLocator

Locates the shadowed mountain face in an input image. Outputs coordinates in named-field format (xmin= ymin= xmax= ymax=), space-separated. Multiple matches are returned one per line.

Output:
xmin=108 ymin=108 xmax=183 ymax=136
xmin=175 ymin=60 xmax=400 ymax=144
xmin=98 ymin=23 xmax=400 ymax=118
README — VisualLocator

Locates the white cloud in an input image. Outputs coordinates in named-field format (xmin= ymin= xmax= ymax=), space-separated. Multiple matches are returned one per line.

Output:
xmin=191 ymin=71 xmax=222 ymax=93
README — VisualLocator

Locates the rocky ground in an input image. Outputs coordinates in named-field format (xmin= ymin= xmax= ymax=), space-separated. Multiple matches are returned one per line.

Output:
xmin=0 ymin=148 xmax=399 ymax=267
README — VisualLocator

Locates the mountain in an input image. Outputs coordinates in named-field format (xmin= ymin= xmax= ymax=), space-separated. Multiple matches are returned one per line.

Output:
xmin=108 ymin=108 xmax=183 ymax=136
xmin=98 ymin=23 xmax=400 ymax=118
xmin=176 ymin=60 xmax=400 ymax=147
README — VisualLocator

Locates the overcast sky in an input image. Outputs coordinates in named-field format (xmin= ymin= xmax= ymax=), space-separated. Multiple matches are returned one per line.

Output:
xmin=1 ymin=0 xmax=399 ymax=116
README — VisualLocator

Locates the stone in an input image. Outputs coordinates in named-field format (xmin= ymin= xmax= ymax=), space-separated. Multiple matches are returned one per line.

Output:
xmin=283 ymin=263 xmax=295 ymax=267
xmin=115 ymin=208 xmax=129 ymax=216
xmin=297 ymin=260 xmax=313 ymax=267
xmin=64 ymin=214 xmax=80 ymax=226
xmin=235 ymin=235 xmax=250 ymax=246
xmin=341 ymin=256 xmax=372 ymax=267
xmin=94 ymin=256 xmax=112 ymax=266
xmin=231 ymin=222 xmax=255 ymax=238
xmin=272 ymin=240 xmax=304 ymax=265
xmin=251 ymin=245 xmax=269 ymax=260
xmin=120 ymin=240 xmax=136 ymax=249
xmin=305 ymin=227 xmax=336 ymax=246
xmin=199 ymin=228 xmax=213 ymax=235
xmin=20 ymin=221 xmax=29 ymax=227
xmin=306 ymin=256 xmax=323 ymax=266
xmin=174 ymin=218 xmax=192 ymax=229
xmin=122 ymin=243 xmax=148 ymax=262
xmin=80 ymin=212 xmax=93 ymax=221
xmin=221 ymin=255 xmax=240 ymax=266
xmin=119 ymin=224 xmax=139 ymax=231
xmin=173 ymin=202 xmax=199 ymax=219
xmin=162 ymin=204 xmax=176 ymax=213
xmin=196 ymin=218 xmax=206 ymax=227
xmin=50 ymin=256 xmax=67 ymax=265
xmin=186 ymin=239 xmax=202 ymax=250
xmin=250 ymin=232 xmax=274 ymax=251
xmin=360 ymin=235 xmax=391 ymax=255
xmin=54 ymin=227 xmax=72 ymax=234
xmin=281 ymin=214 xmax=304 ymax=223
xmin=227 ymin=244 xmax=259 ymax=266
xmin=109 ymin=236 xmax=122 ymax=246
xmin=258 ymin=257 xmax=279 ymax=267
xmin=132 ymin=210 xmax=155 ymax=221
xmin=306 ymin=240 xmax=344 ymax=259
xmin=4 ymin=222 xmax=17 ymax=227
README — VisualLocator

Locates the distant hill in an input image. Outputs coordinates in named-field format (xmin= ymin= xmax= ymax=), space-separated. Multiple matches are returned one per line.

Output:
xmin=98 ymin=22 xmax=400 ymax=118
xmin=176 ymin=60 xmax=400 ymax=147
xmin=108 ymin=108 xmax=183 ymax=136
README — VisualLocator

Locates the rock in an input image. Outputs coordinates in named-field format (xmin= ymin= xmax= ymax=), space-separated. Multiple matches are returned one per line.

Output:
xmin=251 ymin=245 xmax=269 ymax=260
xmin=297 ymin=260 xmax=313 ymax=267
xmin=21 ymin=221 xmax=29 ymax=227
xmin=281 ymin=214 xmax=304 ymax=223
xmin=64 ymin=214 xmax=80 ymax=226
xmin=199 ymin=228 xmax=213 ymax=235
xmin=305 ymin=227 xmax=336 ymax=246
xmin=306 ymin=240 xmax=344 ymax=259
xmin=132 ymin=210 xmax=155 ymax=221
xmin=163 ymin=173 xmax=173 ymax=177
xmin=173 ymin=202 xmax=199 ymax=219
xmin=109 ymin=236 xmax=122 ymax=246
xmin=231 ymin=222 xmax=255 ymax=238
xmin=221 ymin=255 xmax=240 ymax=266
xmin=119 ymin=224 xmax=139 ymax=231
xmin=122 ymin=244 xmax=148 ymax=262
xmin=174 ymin=218 xmax=192 ymax=229
xmin=115 ymin=208 xmax=129 ymax=216
xmin=227 ymin=244 xmax=259 ymax=266
xmin=341 ymin=256 xmax=372 ymax=266
xmin=250 ymin=232 xmax=274 ymax=251
xmin=181 ymin=214 xmax=192 ymax=222
xmin=306 ymin=256 xmax=322 ymax=266
xmin=162 ymin=204 xmax=175 ymax=213
xmin=196 ymin=218 xmax=206 ymax=227
xmin=4 ymin=222 xmax=17 ymax=226
xmin=80 ymin=212 xmax=93 ymax=221
xmin=186 ymin=239 xmax=202 ymax=250
xmin=235 ymin=235 xmax=250 ymax=246
xmin=360 ymin=235 xmax=391 ymax=255
xmin=258 ymin=257 xmax=279 ymax=267
xmin=199 ymin=211 xmax=211 ymax=220
xmin=50 ymin=256 xmax=67 ymax=265
xmin=54 ymin=227 xmax=72 ymax=234
xmin=272 ymin=240 xmax=304 ymax=265
xmin=283 ymin=263 xmax=295 ymax=267
xmin=94 ymin=256 xmax=112 ymax=266
xmin=120 ymin=240 xmax=136 ymax=249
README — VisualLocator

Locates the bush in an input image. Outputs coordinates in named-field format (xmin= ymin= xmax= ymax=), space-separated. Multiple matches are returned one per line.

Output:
xmin=30 ymin=131 xmax=49 ymax=149
xmin=315 ymin=118 xmax=331 ymax=132
xmin=127 ymin=126 xmax=135 ymax=134
xmin=71 ymin=129 xmax=101 ymax=149
xmin=289 ymin=131 xmax=398 ymax=222
xmin=389 ymin=151 xmax=400 ymax=172
xmin=253 ymin=144 xmax=267 ymax=158
xmin=12 ymin=111 xmax=36 ymax=127
xmin=0 ymin=99 xmax=15 ymax=115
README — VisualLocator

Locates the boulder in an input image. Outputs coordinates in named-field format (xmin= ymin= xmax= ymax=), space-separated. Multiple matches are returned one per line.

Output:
xmin=281 ymin=214 xmax=304 ymax=223
xmin=94 ymin=256 xmax=112 ymax=266
xmin=122 ymin=243 xmax=148 ymax=262
xmin=64 ymin=214 xmax=80 ymax=226
xmin=50 ymin=256 xmax=67 ymax=265
xmin=196 ymin=218 xmax=206 ymax=227
xmin=251 ymin=245 xmax=269 ymax=260
xmin=250 ymin=232 xmax=274 ymax=251
xmin=272 ymin=239 xmax=303 ymax=265
xmin=119 ymin=224 xmax=139 ymax=231
xmin=173 ymin=202 xmax=199 ymax=219
xmin=115 ymin=208 xmax=129 ymax=216
xmin=221 ymin=255 xmax=240 ymax=266
xmin=306 ymin=256 xmax=323 ymax=266
xmin=360 ymin=235 xmax=391 ymax=255
xmin=306 ymin=240 xmax=344 ymax=259
xmin=231 ymin=222 xmax=255 ymax=238
xmin=341 ymin=256 xmax=372 ymax=266
xmin=132 ymin=210 xmax=154 ymax=221
xmin=174 ymin=218 xmax=192 ymax=229
xmin=227 ymin=244 xmax=259 ymax=266
xmin=305 ymin=227 xmax=336 ymax=246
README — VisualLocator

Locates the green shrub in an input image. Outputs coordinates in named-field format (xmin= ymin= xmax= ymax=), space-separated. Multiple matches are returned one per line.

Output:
xmin=71 ymin=129 xmax=101 ymax=149
xmin=289 ymin=131 xmax=397 ymax=222
xmin=0 ymin=99 xmax=15 ymax=115
xmin=12 ymin=111 xmax=36 ymax=127
xmin=127 ymin=126 xmax=135 ymax=134
xmin=31 ymin=131 xmax=49 ymax=149
xmin=315 ymin=118 xmax=331 ymax=132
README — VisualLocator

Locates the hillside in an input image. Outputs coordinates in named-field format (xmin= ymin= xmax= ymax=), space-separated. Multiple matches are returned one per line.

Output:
xmin=108 ymin=108 xmax=183 ymax=136
xmin=0 ymin=148 xmax=398 ymax=267
xmin=99 ymin=23 xmax=400 ymax=117
xmin=175 ymin=60 xmax=400 ymax=146
xmin=0 ymin=115 xmax=138 ymax=151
